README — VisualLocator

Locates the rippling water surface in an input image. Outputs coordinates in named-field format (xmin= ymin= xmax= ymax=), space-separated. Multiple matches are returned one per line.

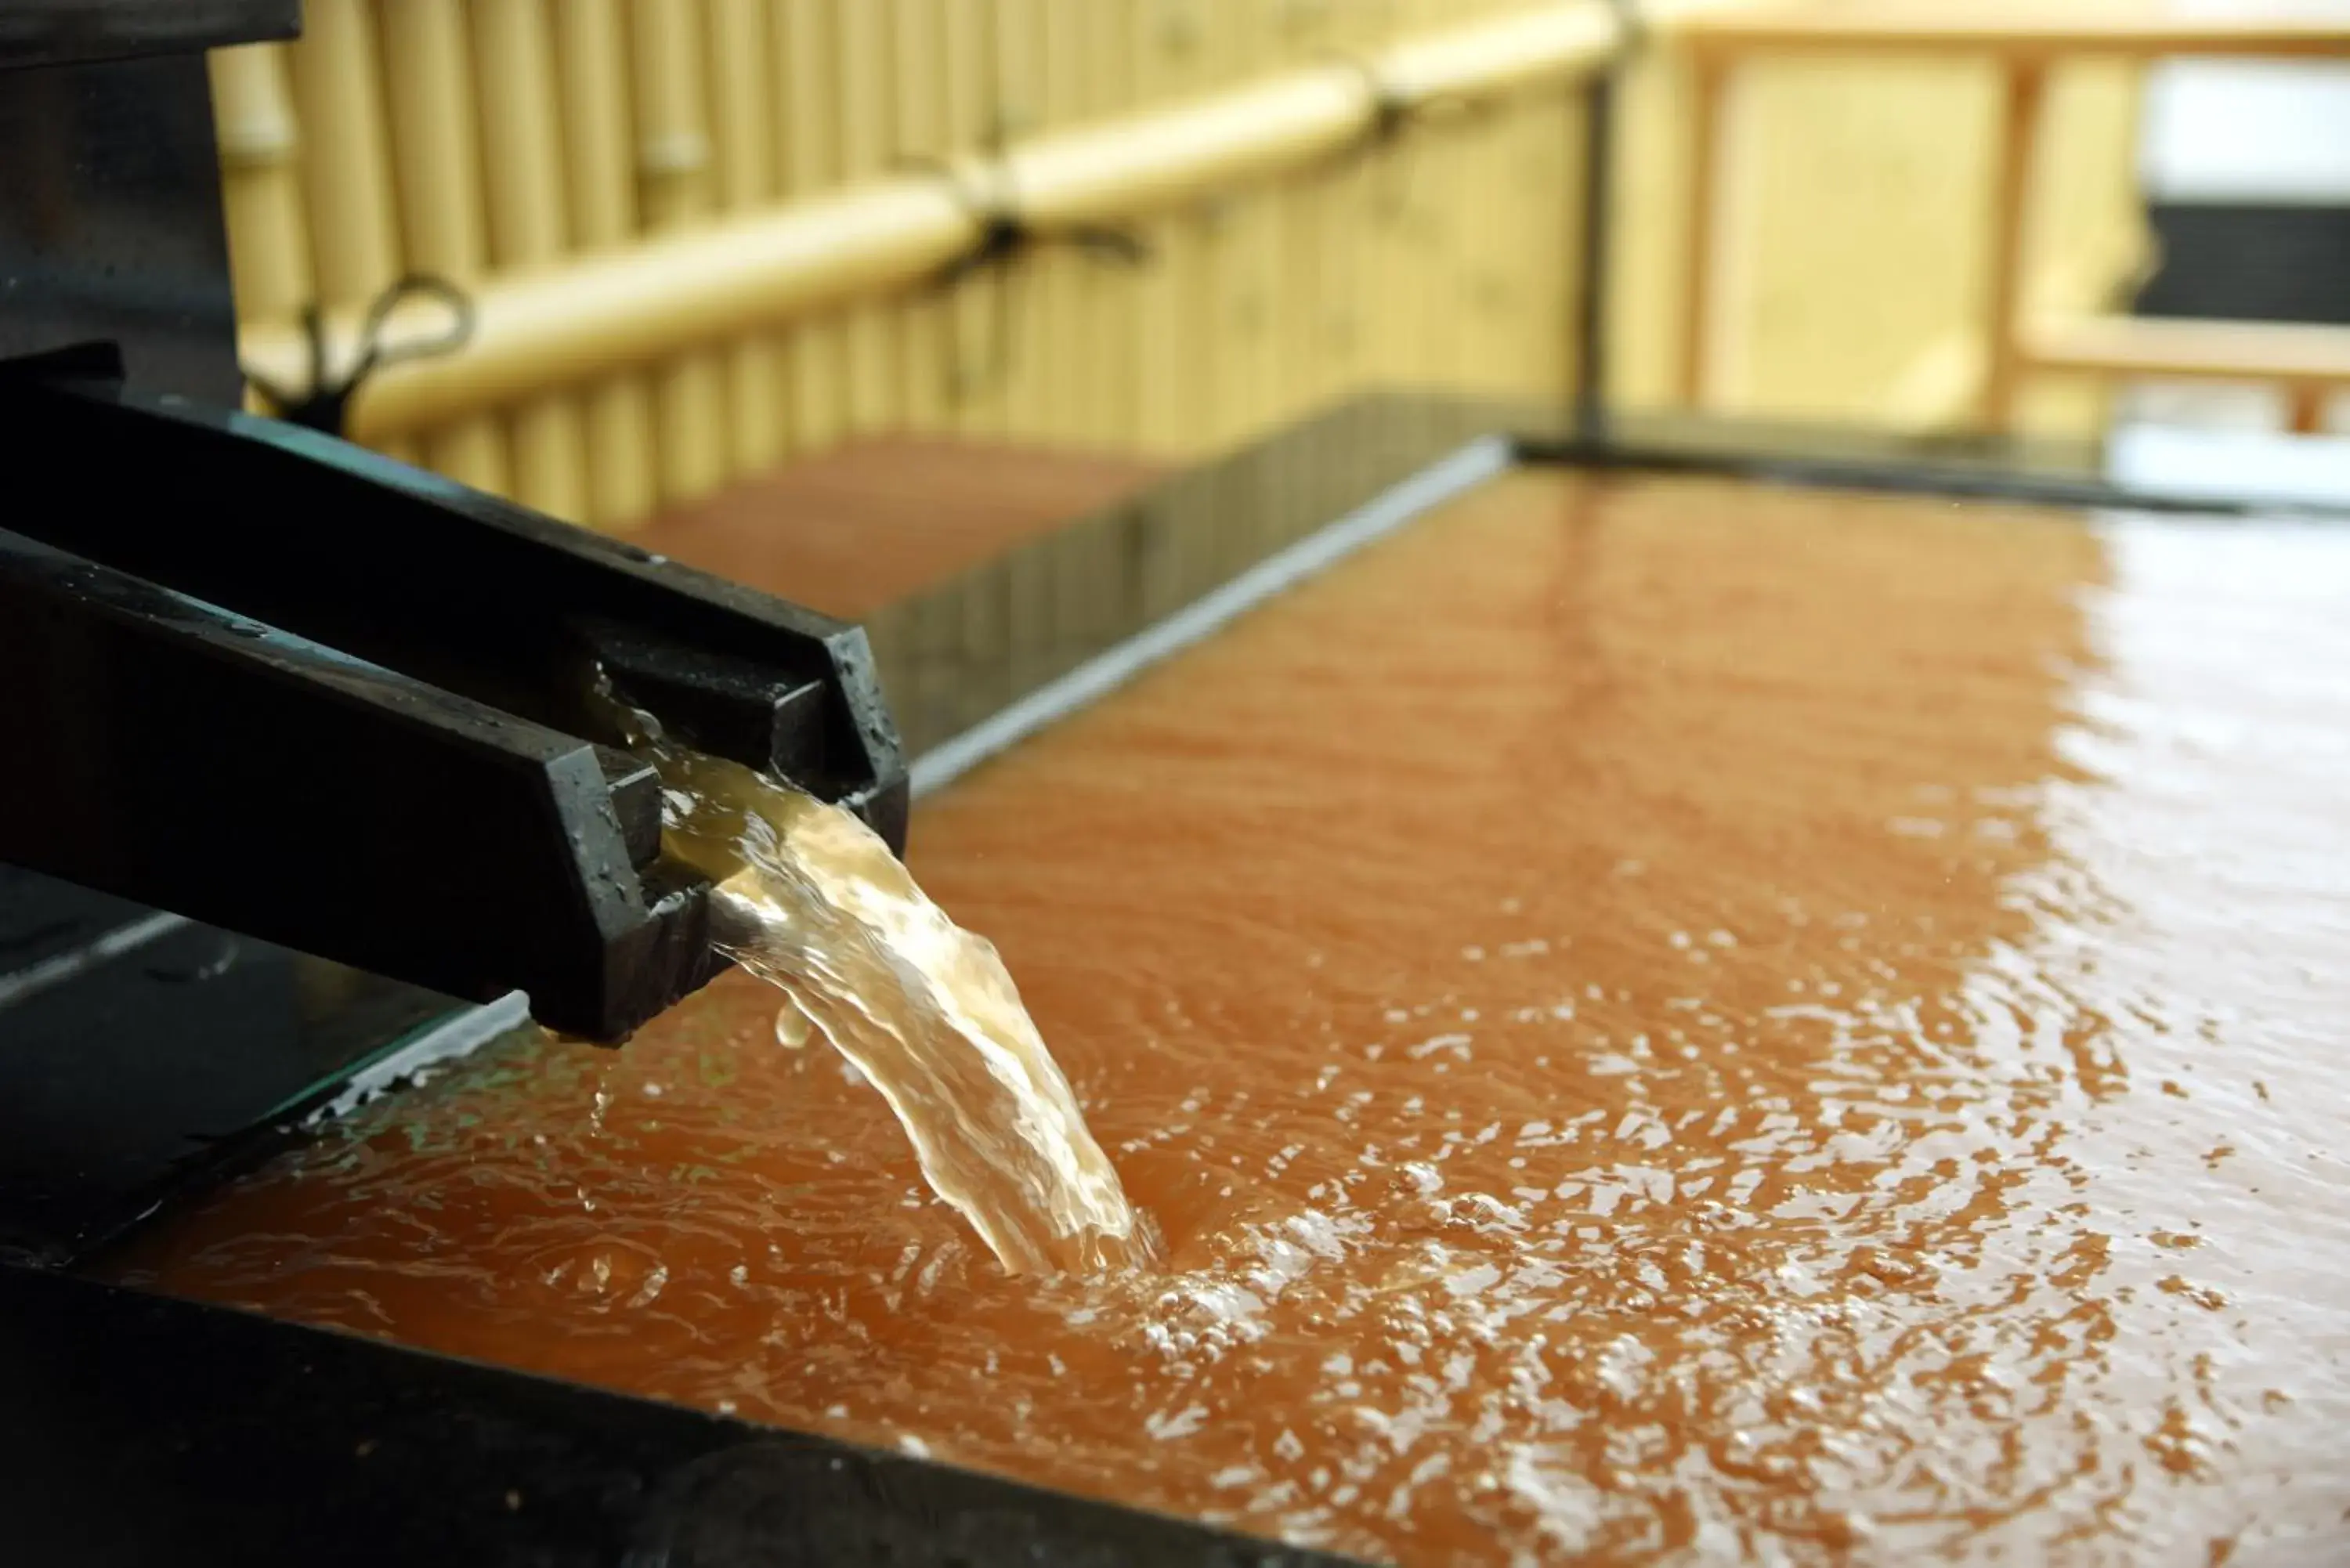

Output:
xmin=109 ymin=472 xmax=2350 ymax=1566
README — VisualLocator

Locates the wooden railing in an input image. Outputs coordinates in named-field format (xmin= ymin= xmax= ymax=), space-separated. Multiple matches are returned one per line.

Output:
xmin=1668 ymin=3 xmax=2350 ymax=433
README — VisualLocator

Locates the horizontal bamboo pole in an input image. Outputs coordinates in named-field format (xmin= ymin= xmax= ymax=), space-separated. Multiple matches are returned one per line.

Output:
xmin=1671 ymin=6 xmax=2350 ymax=60
xmin=241 ymin=1 xmax=1623 ymax=444
xmin=2023 ymin=314 xmax=2350 ymax=390
xmin=1379 ymin=3 xmax=1625 ymax=103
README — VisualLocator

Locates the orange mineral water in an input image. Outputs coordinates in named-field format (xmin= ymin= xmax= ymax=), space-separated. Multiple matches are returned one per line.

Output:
xmin=108 ymin=471 xmax=2350 ymax=1566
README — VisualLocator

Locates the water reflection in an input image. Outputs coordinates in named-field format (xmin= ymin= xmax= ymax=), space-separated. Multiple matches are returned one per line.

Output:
xmin=107 ymin=474 xmax=2350 ymax=1565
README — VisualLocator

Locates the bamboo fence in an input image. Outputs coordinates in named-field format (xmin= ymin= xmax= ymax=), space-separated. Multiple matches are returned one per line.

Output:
xmin=215 ymin=0 xmax=1615 ymax=528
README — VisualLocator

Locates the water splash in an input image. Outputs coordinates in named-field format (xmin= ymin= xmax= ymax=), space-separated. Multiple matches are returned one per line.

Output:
xmin=640 ymin=732 xmax=1155 ymax=1277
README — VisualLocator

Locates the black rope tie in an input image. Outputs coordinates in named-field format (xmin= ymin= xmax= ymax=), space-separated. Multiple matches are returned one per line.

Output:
xmin=907 ymin=152 xmax=1153 ymax=407
xmin=1325 ymin=53 xmax=1491 ymax=226
xmin=242 ymin=273 xmax=475 ymax=437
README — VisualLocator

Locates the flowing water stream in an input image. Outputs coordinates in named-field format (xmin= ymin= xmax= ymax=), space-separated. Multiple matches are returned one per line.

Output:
xmin=633 ymin=722 xmax=1155 ymax=1277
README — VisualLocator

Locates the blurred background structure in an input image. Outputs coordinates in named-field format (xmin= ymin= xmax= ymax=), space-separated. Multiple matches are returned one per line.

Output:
xmin=208 ymin=0 xmax=2350 ymax=533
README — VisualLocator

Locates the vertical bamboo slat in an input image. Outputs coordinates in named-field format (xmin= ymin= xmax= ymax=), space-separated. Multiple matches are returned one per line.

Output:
xmin=1981 ymin=60 xmax=2046 ymax=431
xmin=552 ymin=0 xmax=658 ymax=526
xmin=1455 ymin=2 xmax=1522 ymax=400
xmin=287 ymin=0 xmax=401 ymax=308
xmin=1517 ymin=60 xmax=1563 ymax=401
xmin=473 ymin=0 xmax=588 ymax=520
xmin=1168 ymin=0 xmax=1222 ymax=456
xmin=1354 ymin=0 xmax=1412 ymax=399
xmin=1401 ymin=0 xmax=1448 ymax=387
xmin=1049 ymin=0 xmax=1134 ymax=671
xmin=379 ymin=0 xmax=509 ymax=493
xmin=631 ymin=0 xmax=729 ymax=503
xmin=1033 ymin=0 xmax=1090 ymax=445
xmin=994 ymin=0 xmax=1052 ymax=442
xmin=1552 ymin=85 xmax=1589 ymax=403
xmin=1199 ymin=5 xmax=1239 ymax=446
xmin=1206 ymin=4 xmax=1280 ymax=450
xmin=1405 ymin=0 xmax=1462 ymax=388
xmin=985 ymin=0 xmax=1056 ymax=701
xmin=1462 ymin=4 xmax=1516 ymax=397
xmin=776 ymin=0 xmax=848 ymax=453
xmin=1679 ymin=48 xmax=1726 ymax=409
xmin=943 ymin=0 xmax=1001 ymax=437
xmin=1129 ymin=0 xmax=1175 ymax=454
xmin=891 ymin=0 xmax=951 ymax=433
xmin=708 ymin=0 xmax=788 ymax=474
xmin=1132 ymin=0 xmax=1212 ymax=457
xmin=1499 ymin=0 xmax=1578 ymax=407
xmin=1525 ymin=85 xmax=1584 ymax=403
xmin=1489 ymin=1 xmax=1545 ymax=397
xmin=1076 ymin=0 xmax=1139 ymax=450
xmin=888 ymin=0 xmax=955 ymax=738
xmin=1488 ymin=70 xmax=1537 ymax=401
xmin=209 ymin=44 xmax=314 ymax=329
xmin=1367 ymin=0 xmax=1411 ymax=395
xmin=1144 ymin=0 xmax=1224 ymax=603
xmin=1273 ymin=0 xmax=1340 ymax=425
xmin=1269 ymin=5 xmax=1325 ymax=425
xmin=947 ymin=5 xmax=1016 ymax=733
xmin=1470 ymin=91 xmax=1523 ymax=398
xmin=282 ymin=1 xmax=418 ymax=462
xmin=836 ymin=0 xmax=903 ymax=434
